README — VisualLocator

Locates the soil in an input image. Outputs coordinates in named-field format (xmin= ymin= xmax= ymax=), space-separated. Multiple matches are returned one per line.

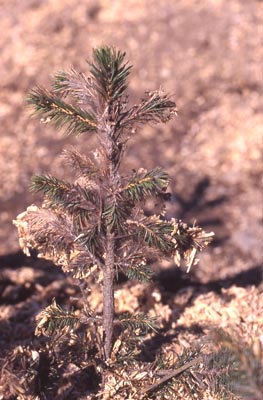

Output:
xmin=0 ymin=0 xmax=262 ymax=399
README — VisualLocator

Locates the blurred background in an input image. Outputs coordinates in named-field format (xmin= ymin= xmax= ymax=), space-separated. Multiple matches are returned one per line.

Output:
xmin=1 ymin=0 xmax=262 ymax=281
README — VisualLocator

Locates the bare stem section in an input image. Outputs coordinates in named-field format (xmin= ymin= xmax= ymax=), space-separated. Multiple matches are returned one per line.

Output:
xmin=103 ymin=230 xmax=115 ymax=360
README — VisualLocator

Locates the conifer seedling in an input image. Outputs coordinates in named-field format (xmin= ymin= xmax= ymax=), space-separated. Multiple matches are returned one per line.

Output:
xmin=14 ymin=46 xmax=213 ymax=371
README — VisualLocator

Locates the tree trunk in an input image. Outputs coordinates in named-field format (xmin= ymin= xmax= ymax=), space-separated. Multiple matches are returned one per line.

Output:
xmin=101 ymin=119 xmax=119 ymax=361
xmin=103 ymin=229 xmax=115 ymax=360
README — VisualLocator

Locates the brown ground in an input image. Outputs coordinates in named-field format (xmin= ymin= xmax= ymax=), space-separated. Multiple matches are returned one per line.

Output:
xmin=0 ymin=0 xmax=263 ymax=399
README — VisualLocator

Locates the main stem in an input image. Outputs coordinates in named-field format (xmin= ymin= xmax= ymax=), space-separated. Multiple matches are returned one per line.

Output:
xmin=102 ymin=122 xmax=118 ymax=361
xmin=103 ymin=229 xmax=115 ymax=360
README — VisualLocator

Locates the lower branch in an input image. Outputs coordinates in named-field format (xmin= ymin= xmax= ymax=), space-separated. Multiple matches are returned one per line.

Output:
xmin=141 ymin=356 xmax=203 ymax=395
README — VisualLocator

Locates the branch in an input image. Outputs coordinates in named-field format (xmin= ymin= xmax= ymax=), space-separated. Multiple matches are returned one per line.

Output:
xmin=13 ymin=205 xmax=75 ymax=257
xmin=171 ymin=220 xmax=214 ymax=271
xmin=127 ymin=216 xmax=174 ymax=253
xmin=53 ymin=68 xmax=98 ymax=113
xmin=28 ymin=87 xmax=97 ymax=136
xmin=75 ymin=223 xmax=103 ymax=256
xmin=121 ymin=167 xmax=169 ymax=202
xmin=30 ymin=174 xmax=70 ymax=197
xmin=127 ymin=217 xmax=214 ymax=269
xmin=141 ymin=356 xmax=203 ymax=394
xmin=126 ymin=262 xmax=153 ymax=283
xmin=62 ymin=147 xmax=100 ymax=178
xmin=119 ymin=312 xmax=158 ymax=333
xmin=89 ymin=46 xmax=132 ymax=103
xmin=35 ymin=298 xmax=80 ymax=336
xmin=13 ymin=205 xmax=104 ymax=274
xmin=103 ymin=194 xmax=132 ymax=233
xmin=30 ymin=175 xmax=98 ymax=222
xmin=121 ymin=90 xmax=177 ymax=128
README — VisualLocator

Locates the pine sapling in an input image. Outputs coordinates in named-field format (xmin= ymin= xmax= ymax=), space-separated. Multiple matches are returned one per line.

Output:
xmin=14 ymin=46 xmax=214 ymax=365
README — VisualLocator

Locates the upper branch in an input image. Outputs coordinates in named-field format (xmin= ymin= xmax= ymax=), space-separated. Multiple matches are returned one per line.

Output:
xmin=52 ymin=69 xmax=99 ymax=114
xmin=120 ymin=90 xmax=177 ymax=129
xmin=28 ymin=87 xmax=97 ymax=136
xmin=89 ymin=46 xmax=132 ymax=104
